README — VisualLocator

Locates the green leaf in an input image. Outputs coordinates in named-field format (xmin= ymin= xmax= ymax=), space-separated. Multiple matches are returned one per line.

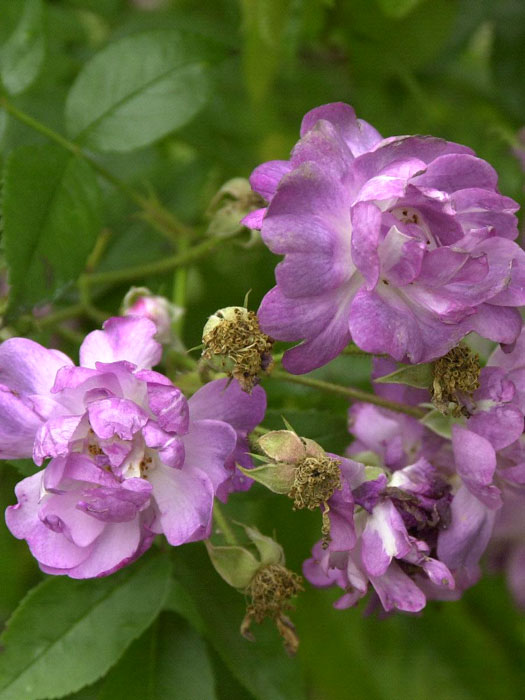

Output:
xmin=0 ymin=551 xmax=171 ymax=700
xmin=295 ymin=579 xmax=525 ymax=700
xmin=164 ymin=578 xmax=205 ymax=636
xmin=6 ymin=459 xmax=37 ymax=478
xmin=1 ymin=0 xmax=45 ymax=96
xmin=238 ymin=462 xmax=295 ymax=495
xmin=2 ymin=144 xmax=101 ymax=318
xmin=375 ymin=362 xmax=433 ymax=388
xmin=341 ymin=0 xmax=456 ymax=75
xmin=208 ymin=645 xmax=254 ymax=700
xmin=240 ymin=0 xmax=293 ymax=104
xmin=0 ymin=110 xmax=8 ymax=149
xmin=420 ymin=407 xmax=464 ymax=439
xmin=492 ymin=2 xmax=525 ymax=119
xmin=65 ymin=29 xmax=221 ymax=153
xmin=172 ymin=544 xmax=306 ymax=700
xmin=0 ymin=465 xmax=39 ymax=625
xmin=97 ymin=612 xmax=216 ymax=700
xmin=375 ymin=0 xmax=427 ymax=18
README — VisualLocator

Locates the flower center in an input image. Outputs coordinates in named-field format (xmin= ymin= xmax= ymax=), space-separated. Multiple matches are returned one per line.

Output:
xmin=390 ymin=205 xmax=435 ymax=247
xmin=87 ymin=428 xmax=104 ymax=458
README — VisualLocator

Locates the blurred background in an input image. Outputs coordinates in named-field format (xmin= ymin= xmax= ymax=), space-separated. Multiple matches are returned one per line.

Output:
xmin=1 ymin=0 xmax=525 ymax=698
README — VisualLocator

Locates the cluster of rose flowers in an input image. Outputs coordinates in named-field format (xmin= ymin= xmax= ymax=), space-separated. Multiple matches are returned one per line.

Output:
xmin=2 ymin=103 xmax=525 ymax=643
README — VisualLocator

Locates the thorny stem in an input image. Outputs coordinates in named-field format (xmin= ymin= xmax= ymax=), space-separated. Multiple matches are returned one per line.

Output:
xmin=0 ymin=96 xmax=191 ymax=246
xmin=165 ymin=349 xmax=198 ymax=372
xmin=22 ymin=288 xmax=108 ymax=333
xmin=84 ymin=233 xmax=242 ymax=287
xmin=342 ymin=343 xmax=387 ymax=357
xmin=172 ymin=236 xmax=190 ymax=336
xmin=78 ymin=275 xmax=108 ymax=324
xmin=27 ymin=303 xmax=85 ymax=329
xmin=85 ymin=229 xmax=112 ymax=273
xmin=53 ymin=324 xmax=85 ymax=346
xmin=212 ymin=502 xmax=239 ymax=546
xmin=269 ymin=369 xmax=426 ymax=419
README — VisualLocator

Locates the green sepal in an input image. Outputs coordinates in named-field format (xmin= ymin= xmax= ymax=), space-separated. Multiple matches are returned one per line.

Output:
xmin=420 ymin=407 xmax=465 ymax=439
xmin=242 ymin=525 xmax=285 ymax=567
xmin=257 ymin=429 xmax=304 ymax=462
xmin=247 ymin=452 xmax=273 ymax=464
xmin=205 ymin=542 xmax=260 ymax=590
xmin=301 ymin=437 xmax=325 ymax=458
xmin=351 ymin=450 xmax=383 ymax=467
xmin=281 ymin=416 xmax=296 ymax=433
xmin=238 ymin=462 xmax=296 ymax=494
xmin=375 ymin=362 xmax=433 ymax=388
xmin=206 ymin=178 xmax=256 ymax=237
xmin=364 ymin=466 xmax=387 ymax=481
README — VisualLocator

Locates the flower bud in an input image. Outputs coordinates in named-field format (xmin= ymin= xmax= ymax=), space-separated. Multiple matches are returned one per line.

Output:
xmin=206 ymin=178 xmax=265 ymax=237
xmin=258 ymin=429 xmax=308 ymax=462
xmin=121 ymin=287 xmax=183 ymax=346
xmin=202 ymin=306 xmax=273 ymax=393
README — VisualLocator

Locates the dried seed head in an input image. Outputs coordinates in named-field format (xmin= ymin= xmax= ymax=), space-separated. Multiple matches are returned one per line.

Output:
xmin=241 ymin=563 xmax=303 ymax=655
xmin=288 ymin=454 xmax=342 ymax=549
xmin=288 ymin=455 xmax=342 ymax=510
xmin=432 ymin=344 xmax=481 ymax=416
xmin=202 ymin=306 xmax=274 ymax=393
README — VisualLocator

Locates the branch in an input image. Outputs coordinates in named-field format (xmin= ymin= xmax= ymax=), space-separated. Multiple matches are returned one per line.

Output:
xmin=269 ymin=369 xmax=426 ymax=419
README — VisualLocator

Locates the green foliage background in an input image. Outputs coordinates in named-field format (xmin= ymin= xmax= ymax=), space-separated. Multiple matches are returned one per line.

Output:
xmin=1 ymin=0 xmax=525 ymax=698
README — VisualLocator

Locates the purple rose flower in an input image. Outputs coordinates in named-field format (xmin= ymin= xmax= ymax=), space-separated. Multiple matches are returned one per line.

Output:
xmin=243 ymin=102 xmax=525 ymax=373
xmin=436 ymin=336 xmax=525 ymax=572
xmin=489 ymin=324 xmax=525 ymax=413
xmin=304 ymin=456 xmax=456 ymax=613
xmin=348 ymin=403 xmax=426 ymax=471
xmin=488 ymin=489 xmax=525 ymax=609
xmin=2 ymin=317 xmax=266 ymax=578
xmin=305 ymin=357 xmax=525 ymax=611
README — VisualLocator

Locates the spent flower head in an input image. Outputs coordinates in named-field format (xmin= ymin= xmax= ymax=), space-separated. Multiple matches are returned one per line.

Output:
xmin=206 ymin=524 xmax=303 ymax=654
xmin=202 ymin=306 xmax=274 ymax=393
xmin=432 ymin=343 xmax=481 ymax=416
xmin=244 ymin=429 xmax=344 ymax=547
